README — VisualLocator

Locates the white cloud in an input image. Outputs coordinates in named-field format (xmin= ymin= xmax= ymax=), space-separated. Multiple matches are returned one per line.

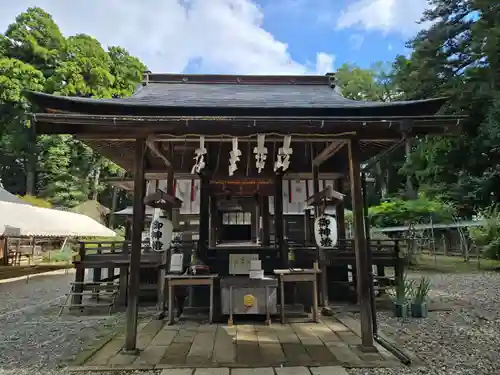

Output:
xmin=336 ymin=0 xmax=429 ymax=36
xmin=348 ymin=34 xmax=365 ymax=50
xmin=0 ymin=0 xmax=335 ymax=75
xmin=315 ymin=52 xmax=335 ymax=74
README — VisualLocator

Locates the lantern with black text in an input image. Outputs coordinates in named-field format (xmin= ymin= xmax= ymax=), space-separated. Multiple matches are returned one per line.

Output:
xmin=149 ymin=208 xmax=173 ymax=252
xmin=314 ymin=215 xmax=338 ymax=249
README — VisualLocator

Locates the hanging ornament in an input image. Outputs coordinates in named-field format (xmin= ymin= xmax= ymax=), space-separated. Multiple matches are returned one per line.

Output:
xmin=253 ymin=134 xmax=267 ymax=173
xmin=274 ymin=136 xmax=293 ymax=172
xmin=191 ymin=136 xmax=207 ymax=174
xmin=229 ymin=137 xmax=241 ymax=176
xmin=149 ymin=208 xmax=174 ymax=252
xmin=314 ymin=214 xmax=338 ymax=249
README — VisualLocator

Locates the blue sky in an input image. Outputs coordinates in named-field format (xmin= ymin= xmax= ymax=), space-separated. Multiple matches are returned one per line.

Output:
xmin=0 ymin=0 xmax=429 ymax=74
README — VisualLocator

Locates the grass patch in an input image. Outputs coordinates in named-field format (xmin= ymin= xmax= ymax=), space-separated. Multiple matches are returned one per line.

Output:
xmin=409 ymin=254 xmax=500 ymax=273
xmin=42 ymin=249 xmax=74 ymax=263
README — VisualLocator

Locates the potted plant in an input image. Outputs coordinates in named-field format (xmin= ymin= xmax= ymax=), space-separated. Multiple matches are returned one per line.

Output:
xmin=411 ymin=277 xmax=431 ymax=318
xmin=389 ymin=275 xmax=414 ymax=318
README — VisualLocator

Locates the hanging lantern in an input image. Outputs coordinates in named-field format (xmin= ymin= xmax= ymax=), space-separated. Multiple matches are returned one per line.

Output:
xmin=314 ymin=215 xmax=338 ymax=249
xmin=149 ymin=208 xmax=173 ymax=252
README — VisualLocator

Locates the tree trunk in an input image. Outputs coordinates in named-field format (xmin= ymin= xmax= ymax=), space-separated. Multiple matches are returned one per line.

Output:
xmin=25 ymin=125 xmax=37 ymax=195
xmin=108 ymin=187 xmax=119 ymax=228
xmin=92 ymin=164 xmax=101 ymax=201
xmin=404 ymin=138 xmax=416 ymax=199
xmin=375 ymin=162 xmax=388 ymax=200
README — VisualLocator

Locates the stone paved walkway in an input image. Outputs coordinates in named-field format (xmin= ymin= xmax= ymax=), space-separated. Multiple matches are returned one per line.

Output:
xmin=157 ymin=366 xmax=350 ymax=375
xmin=69 ymin=315 xmax=401 ymax=371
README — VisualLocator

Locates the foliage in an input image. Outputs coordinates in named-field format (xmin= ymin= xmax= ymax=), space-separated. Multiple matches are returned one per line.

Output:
xmin=388 ymin=275 xmax=414 ymax=304
xmin=413 ymin=277 xmax=431 ymax=304
xmin=42 ymin=249 xmax=72 ymax=263
xmin=391 ymin=0 xmax=500 ymax=214
xmin=0 ymin=7 xmax=143 ymax=208
xmin=18 ymin=194 xmax=52 ymax=208
xmin=368 ymin=196 xmax=456 ymax=228
xmin=469 ymin=205 xmax=500 ymax=260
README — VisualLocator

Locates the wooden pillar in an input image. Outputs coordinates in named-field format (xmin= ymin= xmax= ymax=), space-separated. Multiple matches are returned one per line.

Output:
xmin=124 ymin=138 xmax=146 ymax=353
xmin=0 ymin=237 xmax=7 ymax=266
xmin=313 ymin=166 xmax=328 ymax=307
xmin=274 ymin=174 xmax=286 ymax=266
xmin=304 ymin=209 xmax=311 ymax=244
xmin=334 ymin=179 xmax=346 ymax=243
xmin=209 ymin=196 xmax=217 ymax=248
xmin=198 ymin=175 xmax=210 ymax=261
xmin=251 ymin=198 xmax=259 ymax=243
xmin=157 ymin=170 xmax=174 ymax=315
xmin=348 ymin=137 xmax=375 ymax=351
xmin=124 ymin=219 xmax=132 ymax=241
xmin=261 ymin=196 xmax=270 ymax=246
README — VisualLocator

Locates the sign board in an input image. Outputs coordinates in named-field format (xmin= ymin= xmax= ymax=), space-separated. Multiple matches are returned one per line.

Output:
xmin=210 ymin=178 xmax=274 ymax=196
xmin=229 ymin=253 xmax=259 ymax=275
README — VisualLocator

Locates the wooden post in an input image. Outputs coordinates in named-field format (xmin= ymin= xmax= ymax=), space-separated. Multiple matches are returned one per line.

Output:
xmin=209 ymin=196 xmax=217 ymax=248
xmin=157 ymin=170 xmax=174 ymax=316
xmin=304 ymin=209 xmax=311 ymax=244
xmin=274 ymin=174 xmax=286 ymax=265
xmin=0 ymin=237 xmax=7 ymax=266
xmin=124 ymin=138 xmax=146 ymax=353
xmin=362 ymin=171 xmax=378 ymax=335
xmin=312 ymin=166 xmax=328 ymax=307
xmin=72 ymin=242 xmax=86 ymax=306
xmin=198 ymin=175 xmax=210 ymax=261
xmin=334 ymin=179 xmax=346 ymax=245
xmin=348 ymin=137 xmax=375 ymax=351
xmin=251 ymin=198 xmax=259 ymax=243
xmin=261 ymin=197 xmax=270 ymax=246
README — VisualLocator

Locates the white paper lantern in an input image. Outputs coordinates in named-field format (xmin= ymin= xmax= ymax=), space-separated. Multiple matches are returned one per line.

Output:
xmin=314 ymin=215 xmax=338 ymax=249
xmin=150 ymin=208 xmax=173 ymax=252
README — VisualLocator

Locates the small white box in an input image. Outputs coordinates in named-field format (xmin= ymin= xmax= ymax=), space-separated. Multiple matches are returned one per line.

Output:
xmin=250 ymin=260 xmax=262 ymax=271
xmin=249 ymin=270 xmax=264 ymax=279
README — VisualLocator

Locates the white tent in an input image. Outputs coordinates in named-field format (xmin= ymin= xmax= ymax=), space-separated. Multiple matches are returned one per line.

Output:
xmin=0 ymin=200 xmax=116 ymax=238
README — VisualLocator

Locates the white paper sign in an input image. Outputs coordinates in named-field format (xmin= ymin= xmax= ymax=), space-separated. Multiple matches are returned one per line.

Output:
xmin=229 ymin=253 xmax=259 ymax=275
xmin=169 ymin=253 xmax=184 ymax=273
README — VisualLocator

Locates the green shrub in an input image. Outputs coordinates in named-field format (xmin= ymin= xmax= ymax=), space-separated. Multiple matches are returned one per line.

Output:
xmin=469 ymin=205 xmax=500 ymax=260
xmin=368 ymin=195 xmax=455 ymax=228
xmin=42 ymin=250 xmax=73 ymax=263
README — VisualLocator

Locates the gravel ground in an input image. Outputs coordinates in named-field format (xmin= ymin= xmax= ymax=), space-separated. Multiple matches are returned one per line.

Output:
xmin=0 ymin=272 xmax=125 ymax=375
xmin=347 ymin=272 xmax=500 ymax=375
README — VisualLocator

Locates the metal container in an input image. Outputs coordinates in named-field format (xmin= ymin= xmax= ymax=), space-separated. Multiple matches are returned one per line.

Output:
xmin=220 ymin=276 xmax=278 ymax=315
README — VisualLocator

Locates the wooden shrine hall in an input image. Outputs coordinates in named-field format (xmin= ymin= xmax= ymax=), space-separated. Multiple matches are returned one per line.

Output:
xmin=27 ymin=72 xmax=461 ymax=355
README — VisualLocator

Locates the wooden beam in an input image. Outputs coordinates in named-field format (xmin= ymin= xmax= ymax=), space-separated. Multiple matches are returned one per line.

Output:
xmin=348 ymin=137 xmax=375 ymax=352
xmin=312 ymin=140 xmax=346 ymax=166
xmin=146 ymin=136 xmax=171 ymax=168
xmin=362 ymin=138 xmax=405 ymax=171
xmin=305 ymin=186 xmax=345 ymax=207
xmin=124 ymin=138 xmax=146 ymax=353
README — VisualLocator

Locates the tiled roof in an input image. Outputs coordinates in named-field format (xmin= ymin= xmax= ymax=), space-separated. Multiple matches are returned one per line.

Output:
xmin=26 ymin=73 xmax=446 ymax=112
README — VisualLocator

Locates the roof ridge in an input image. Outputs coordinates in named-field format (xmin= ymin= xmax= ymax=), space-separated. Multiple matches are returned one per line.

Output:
xmin=145 ymin=73 xmax=332 ymax=86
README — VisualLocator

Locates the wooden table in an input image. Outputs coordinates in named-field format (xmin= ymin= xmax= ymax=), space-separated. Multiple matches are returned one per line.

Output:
xmin=273 ymin=269 xmax=321 ymax=323
xmin=165 ymin=274 xmax=219 ymax=325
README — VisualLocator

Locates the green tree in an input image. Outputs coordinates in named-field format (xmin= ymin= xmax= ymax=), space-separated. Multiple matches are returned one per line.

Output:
xmin=0 ymin=57 xmax=44 ymax=194
xmin=391 ymin=0 xmax=500 ymax=215
xmin=0 ymin=7 xmax=145 ymax=209
xmin=0 ymin=7 xmax=65 ymax=76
